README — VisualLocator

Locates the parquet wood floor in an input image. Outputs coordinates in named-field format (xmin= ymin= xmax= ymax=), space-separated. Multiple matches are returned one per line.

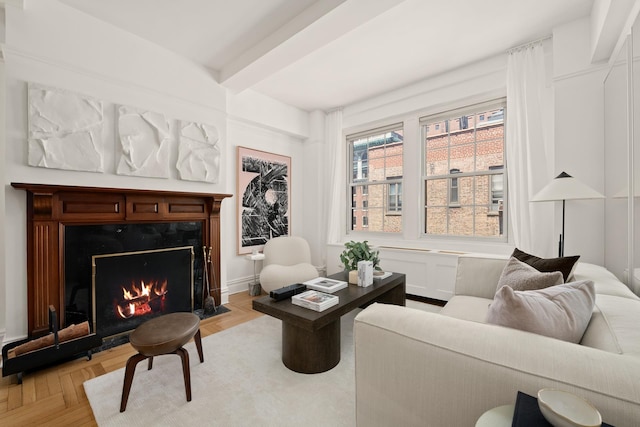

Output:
xmin=0 ymin=292 xmax=264 ymax=426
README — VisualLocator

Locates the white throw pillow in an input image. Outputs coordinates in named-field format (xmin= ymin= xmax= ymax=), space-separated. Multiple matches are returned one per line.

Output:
xmin=486 ymin=280 xmax=596 ymax=343
xmin=496 ymin=257 xmax=564 ymax=292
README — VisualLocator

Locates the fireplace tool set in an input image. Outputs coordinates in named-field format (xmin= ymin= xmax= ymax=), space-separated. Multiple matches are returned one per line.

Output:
xmin=202 ymin=246 xmax=217 ymax=314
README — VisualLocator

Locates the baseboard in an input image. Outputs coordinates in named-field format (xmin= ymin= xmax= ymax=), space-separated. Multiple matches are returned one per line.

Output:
xmin=226 ymin=275 xmax=255 ymax=296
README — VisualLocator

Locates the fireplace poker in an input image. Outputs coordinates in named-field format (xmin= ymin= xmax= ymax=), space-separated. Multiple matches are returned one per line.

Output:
xmin=203 ymin=246 xmax=216 ymax=314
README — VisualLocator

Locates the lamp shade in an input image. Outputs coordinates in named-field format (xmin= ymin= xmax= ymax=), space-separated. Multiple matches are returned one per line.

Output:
xmin=531 ymin=172 xmax=604 ymax=202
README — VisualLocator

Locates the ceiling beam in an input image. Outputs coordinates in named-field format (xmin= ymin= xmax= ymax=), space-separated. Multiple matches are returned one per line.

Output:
xmin=0 ymin=0 xmax=25 ymax=9
xmin=220 ymin=0 xmax=406 ymax=92
xmin=590 ymin=0 xmax=638 ymax=63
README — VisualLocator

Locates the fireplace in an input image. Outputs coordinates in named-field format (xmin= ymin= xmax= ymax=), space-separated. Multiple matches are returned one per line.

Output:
xmin=92 ymin=246 xmax=194 ymax=338
xmin=12 ymin=183 xmax=231 ymax=338
xmin=64 ymin=222 xmax=203 ymax=336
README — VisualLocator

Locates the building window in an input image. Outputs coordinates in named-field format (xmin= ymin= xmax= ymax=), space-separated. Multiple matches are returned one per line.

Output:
xmin=388 ymin=182 xmax=402 ymax=213
xmin=449 ymin=169 xmax=460 ymax=205
xmin=422 ymin=99 xmax=506 ymax=238
xmin=489 ymin=165 xmax=504 ymax=212
xmin=348 ymin=123 xmax=403 ymax=233
xmin=387 ymin=176 xmax=402 ymax=213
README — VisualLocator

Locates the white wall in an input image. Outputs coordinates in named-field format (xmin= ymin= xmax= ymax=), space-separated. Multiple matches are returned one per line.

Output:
xmin=1 ymin=0 xmax=311 ymax=342
xmin=223 ymin=118 xmax=313 ymax=295
xmin=553 ymin=18 xmax=608 ymax=264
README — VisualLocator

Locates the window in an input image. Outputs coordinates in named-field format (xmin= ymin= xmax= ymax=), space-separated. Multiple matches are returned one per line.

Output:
xmin=449 ymin=169 xmax=460 ymax=205
xmin=388 ymin=182 xmax=402 ymax=212
xmin=348 ymin=123 xmax=403 ymax=233
xmin=387 ymin=176 xmax=402 ymax=213
xmin=422 ymin=100 xmax=506 ymax=238
xmin=489 ymin=165 xmax=504 ymax=212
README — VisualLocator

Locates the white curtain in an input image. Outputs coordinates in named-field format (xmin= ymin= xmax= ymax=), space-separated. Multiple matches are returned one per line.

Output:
xmin=324 ymin=109 xmax=344 ymax=244
xmin=506 ymin=41 xmax=555 ymax=256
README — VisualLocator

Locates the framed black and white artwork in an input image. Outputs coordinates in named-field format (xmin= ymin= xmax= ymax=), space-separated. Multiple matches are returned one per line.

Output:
xmin=236 ymin=146 xmax=291 ymax=255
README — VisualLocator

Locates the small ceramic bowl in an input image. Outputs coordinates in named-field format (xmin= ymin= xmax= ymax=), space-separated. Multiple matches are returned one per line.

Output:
xmin=537 ymin=388 xmax=602 ymax=427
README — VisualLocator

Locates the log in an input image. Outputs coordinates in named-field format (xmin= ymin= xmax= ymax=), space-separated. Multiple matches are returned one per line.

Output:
xmin=7 ymin=321 xmax=90 ymax=359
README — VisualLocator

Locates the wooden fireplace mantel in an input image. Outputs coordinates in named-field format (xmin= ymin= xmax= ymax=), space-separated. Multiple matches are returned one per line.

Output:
xmin=12 ymin=182 xmax=232 ymax=336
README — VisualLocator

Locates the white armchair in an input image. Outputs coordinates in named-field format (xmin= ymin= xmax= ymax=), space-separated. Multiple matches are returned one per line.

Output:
xmin=259 ymin=236 xmax=319 ymax=293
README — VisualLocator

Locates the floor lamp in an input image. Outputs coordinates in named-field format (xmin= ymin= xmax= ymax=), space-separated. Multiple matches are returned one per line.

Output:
xmin=531 ymin=171 xmax=604 ymax=257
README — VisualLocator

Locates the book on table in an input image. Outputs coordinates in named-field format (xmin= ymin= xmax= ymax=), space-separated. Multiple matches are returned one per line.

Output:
xmin=291 ymin=290 xmax=339 ymax=312
xmin=303 ymin=277 xmax=348 ymax=293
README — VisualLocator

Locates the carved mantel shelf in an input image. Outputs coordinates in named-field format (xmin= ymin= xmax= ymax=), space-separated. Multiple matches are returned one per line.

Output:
xmin=12 ymin=183 xmax=232 ymax=336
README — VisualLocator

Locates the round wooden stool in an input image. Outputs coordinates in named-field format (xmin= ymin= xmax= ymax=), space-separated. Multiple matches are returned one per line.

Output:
xmin=120 ymin=312 xmax=204 ymax=412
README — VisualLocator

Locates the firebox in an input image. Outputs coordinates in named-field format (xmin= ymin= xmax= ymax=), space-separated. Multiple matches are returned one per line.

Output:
xmin=64 ymin=221 xmax=205 ymax=338
xmin=92 ymin=246 xmax=194 ymax=339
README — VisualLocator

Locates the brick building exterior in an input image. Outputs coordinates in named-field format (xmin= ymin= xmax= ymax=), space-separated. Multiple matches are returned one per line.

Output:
xmin=350 ymin=110 xmax=504 ymax=237
xmin=425 ymin=120 xmax=504 ymax=237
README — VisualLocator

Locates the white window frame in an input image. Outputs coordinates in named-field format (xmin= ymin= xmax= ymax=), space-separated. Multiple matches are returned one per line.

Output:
xmin=420 ymin=99 xmax=507 ymax=241
xmin=347 ymin=123 xmax=404 ymax=235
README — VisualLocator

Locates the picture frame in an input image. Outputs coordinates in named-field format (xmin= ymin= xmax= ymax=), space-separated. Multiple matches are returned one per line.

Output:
xmin=236 ymin=146 xmax=291 ymax=255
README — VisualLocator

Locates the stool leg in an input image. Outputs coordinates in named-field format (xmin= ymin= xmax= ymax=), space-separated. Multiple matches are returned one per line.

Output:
xmin=148 ymin=356 xmax=154 ymax=370
xmin=176 ymin=347 xmax=192 ymax=402
xmin=194 ymin=329 xmax=204 ymax=363
xmin=120 ymin=353 xmax=147 ymax=412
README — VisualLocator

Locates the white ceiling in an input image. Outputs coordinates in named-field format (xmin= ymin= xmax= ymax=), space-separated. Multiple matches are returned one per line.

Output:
xmin=59 ymin=0 xmax=594 ymax=112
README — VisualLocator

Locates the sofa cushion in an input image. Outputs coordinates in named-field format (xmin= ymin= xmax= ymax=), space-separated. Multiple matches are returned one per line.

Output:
xmin=497 ymin=257 xmax=564 ymax=292
xmin=486 ymin=280 xmax=595 ymax=343
xmin=580 ymin=305 xmax=623 ymax=354
xmin=573 ymin=262 xmax=640 ymax=300
xmin=580 ymin=294 xmax=640 ymax=356
xmin=440 ymin=295 xmax=492 ymax=323
xmin=512 ymin=248 xmax=579 ymax=282
xmin=454 ymin=255 xmax=509 ymax=299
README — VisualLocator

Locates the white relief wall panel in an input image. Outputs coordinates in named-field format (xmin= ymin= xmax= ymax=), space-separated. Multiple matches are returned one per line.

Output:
xmin=177 ymin=121 xmax=221 ymax=183
xmin=117 ymin=105 xmax=171 ymax=178
xmin=28 ymin=84 xmax=104 ymax=172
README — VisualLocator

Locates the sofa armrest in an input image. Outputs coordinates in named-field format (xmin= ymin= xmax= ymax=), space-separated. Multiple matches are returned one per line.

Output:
xmin=354 ymin=303 xmax=640 ymax=427
xmin=454 ymin=254 xmax=508 ymax=298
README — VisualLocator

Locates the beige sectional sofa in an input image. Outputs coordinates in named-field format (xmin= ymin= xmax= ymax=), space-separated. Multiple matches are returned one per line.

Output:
xmin=354 ymin=254 xmax=640 ymax=426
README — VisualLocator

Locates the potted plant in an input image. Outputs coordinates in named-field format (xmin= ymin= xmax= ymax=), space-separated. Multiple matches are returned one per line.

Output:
xmin=339 ymin=240 xmax=381 ymax=284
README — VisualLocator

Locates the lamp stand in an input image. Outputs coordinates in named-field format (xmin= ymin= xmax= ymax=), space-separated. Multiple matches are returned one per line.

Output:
xmin=558 ymin=199 xmax=565 ymax=257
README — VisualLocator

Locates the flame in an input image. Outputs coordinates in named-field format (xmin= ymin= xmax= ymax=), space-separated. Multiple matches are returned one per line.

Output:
xmin=116 ymin=279 xmax=168 ymax=319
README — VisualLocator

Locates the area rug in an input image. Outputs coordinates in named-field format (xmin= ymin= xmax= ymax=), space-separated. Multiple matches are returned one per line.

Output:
xmin=84 ymin=310 xmax=359 ymax=426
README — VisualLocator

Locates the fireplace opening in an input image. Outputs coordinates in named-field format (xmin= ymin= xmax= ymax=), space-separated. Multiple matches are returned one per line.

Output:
xmin=92 ymin=246 xmax=194 ymax=339
xmin=64 ymin=222 xmax=205 ymax=335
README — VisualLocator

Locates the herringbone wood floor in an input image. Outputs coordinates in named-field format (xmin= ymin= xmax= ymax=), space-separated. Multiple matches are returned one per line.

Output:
xmin=0 ymin=292 xmax=264 ymax=426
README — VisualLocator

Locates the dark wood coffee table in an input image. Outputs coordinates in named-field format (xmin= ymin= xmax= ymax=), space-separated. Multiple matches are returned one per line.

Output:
xmin=252 ymin=271 xmax=406 ymax=374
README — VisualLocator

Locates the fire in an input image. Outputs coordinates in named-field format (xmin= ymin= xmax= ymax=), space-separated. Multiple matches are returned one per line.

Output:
xmin=116 ymin=279 xmax=168 ymax=319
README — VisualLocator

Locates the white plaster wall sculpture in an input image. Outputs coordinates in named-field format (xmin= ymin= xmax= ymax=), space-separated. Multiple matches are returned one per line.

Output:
xmin=117 ymin=105 xmax=171 ymax=178
xmin=176 ymin=121 xmax=221 ymax=183
xmin=28 ymin=84 xmax=104 ymax=172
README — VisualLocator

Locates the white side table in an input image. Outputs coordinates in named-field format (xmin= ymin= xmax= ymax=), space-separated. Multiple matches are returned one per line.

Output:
xmin=245 ymin=253 xmax=265 ymax=296
xmin=475 ymin=404 xmax=514 ymax=427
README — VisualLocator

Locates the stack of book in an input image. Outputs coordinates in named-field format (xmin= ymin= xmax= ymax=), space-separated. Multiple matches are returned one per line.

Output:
xmin=292 ymin=290 xmax=339 ymax=312
xmin=303 ymin=277 xmax=348 ymax=293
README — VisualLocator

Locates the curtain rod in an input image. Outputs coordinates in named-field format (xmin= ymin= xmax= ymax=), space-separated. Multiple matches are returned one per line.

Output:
xmin=507 ymin=35 xmax=552 ymax=54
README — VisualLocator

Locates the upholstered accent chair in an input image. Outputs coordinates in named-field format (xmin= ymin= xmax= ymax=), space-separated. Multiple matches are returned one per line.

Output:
xmin=259 ymin=236 xmax=319 ymax=293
